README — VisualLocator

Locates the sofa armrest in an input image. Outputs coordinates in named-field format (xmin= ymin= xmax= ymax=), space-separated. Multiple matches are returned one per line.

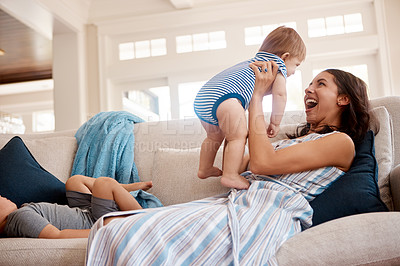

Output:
xmin=390 ymin=164 xmax=400 ymax=211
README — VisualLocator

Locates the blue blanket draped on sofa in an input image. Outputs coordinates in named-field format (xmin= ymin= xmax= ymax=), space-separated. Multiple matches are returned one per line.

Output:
xmin=71 ymin=111 xmax=162 ymax=208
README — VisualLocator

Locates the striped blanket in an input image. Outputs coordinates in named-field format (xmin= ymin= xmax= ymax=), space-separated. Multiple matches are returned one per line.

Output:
xmin=86 ymin=133 xmax=345 ymax=265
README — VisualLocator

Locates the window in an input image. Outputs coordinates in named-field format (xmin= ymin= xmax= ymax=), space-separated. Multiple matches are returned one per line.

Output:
xmin=33 ymin=110 xmax=54 ymax=132
xmin=0 ymin=112 xmax=25 ymax=134
xmin=176 ymin=31 xmax=226 ymax=54
xmin=119 ymin=38 xmax=167 ymax=60
xmin=178 ymin=81 xmax=206 ymax=118
xmin=123 ymin=86 xmax=171 ymax=121
xmin=308 ymin=13 xmax=363 ymax=38
xmin=262 ymin=71 xmax=304 ymax=112
xmin=245 ymin=22 xmax=297 ymax=46
xmin=313 ymin=64 xmax=369 ymax=88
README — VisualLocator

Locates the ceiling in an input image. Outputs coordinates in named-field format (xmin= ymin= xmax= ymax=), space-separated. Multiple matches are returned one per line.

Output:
xmin=0 ymin=9 xmax=52 ymax=85
xmin=0 ymin=0 xmax=237 ymax=86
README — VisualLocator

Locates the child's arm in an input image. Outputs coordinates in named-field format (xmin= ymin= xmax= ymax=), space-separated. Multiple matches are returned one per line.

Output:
xmin=268 ymin=74 xmax=287 ymax=137
xmin=39 ymin=224 xmax=90 ymax=238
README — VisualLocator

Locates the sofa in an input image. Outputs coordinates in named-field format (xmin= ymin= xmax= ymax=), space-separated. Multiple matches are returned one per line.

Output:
xmin=0 ymin=96 xmax=399 ymax=265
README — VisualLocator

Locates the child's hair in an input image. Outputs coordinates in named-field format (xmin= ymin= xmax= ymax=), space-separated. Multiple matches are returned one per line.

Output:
xmin=259 ymin=26 xmax=306 ymax=61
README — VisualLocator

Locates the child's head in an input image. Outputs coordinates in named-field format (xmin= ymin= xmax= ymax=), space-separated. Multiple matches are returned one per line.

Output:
xmin=259 ymin=26 xmax=306 ymax=76
xmin=0 ymin=196 xmax=17 ymax=232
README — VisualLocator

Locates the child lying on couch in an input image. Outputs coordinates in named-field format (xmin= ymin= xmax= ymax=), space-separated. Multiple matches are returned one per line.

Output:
xmin=0 ymin=175 xmax=152 ymax=238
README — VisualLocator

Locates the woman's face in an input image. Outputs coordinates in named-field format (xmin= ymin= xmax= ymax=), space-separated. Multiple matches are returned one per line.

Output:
xmin=304 ymin=71 xmax=342 ymax=129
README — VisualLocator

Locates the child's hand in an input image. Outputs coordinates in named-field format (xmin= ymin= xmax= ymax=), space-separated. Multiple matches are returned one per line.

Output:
xmin=267 ymin=123 xmax=280 ymax=138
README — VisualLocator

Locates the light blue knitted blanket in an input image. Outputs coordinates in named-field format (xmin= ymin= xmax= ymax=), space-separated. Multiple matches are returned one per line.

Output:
xmin=71 ymin=111 xmax=162 ymax=208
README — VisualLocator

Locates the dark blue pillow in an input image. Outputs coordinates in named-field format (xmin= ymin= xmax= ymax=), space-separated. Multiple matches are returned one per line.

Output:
xmin=0 ymin=136 xmax=67 ymax=207
xmin=309 ymin=130 xmax=388 ymax=227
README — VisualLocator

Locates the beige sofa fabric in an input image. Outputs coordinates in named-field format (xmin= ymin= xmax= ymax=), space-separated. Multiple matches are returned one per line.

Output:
xmin=0 ymin=238 xmax=87 ymax=266
xmin=276 ymin=212 xmax=400 ymax=265
xmin=151 ymin=147 xmax=229 ymax=206
xmin=371 ymin=106 xmax=393 ymax=209
xmin=0 ymin=130 xmax=77 ymax=183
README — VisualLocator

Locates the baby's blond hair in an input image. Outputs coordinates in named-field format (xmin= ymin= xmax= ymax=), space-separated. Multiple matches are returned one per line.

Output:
xmin=259 ymin=26 xmax=306 ymax=61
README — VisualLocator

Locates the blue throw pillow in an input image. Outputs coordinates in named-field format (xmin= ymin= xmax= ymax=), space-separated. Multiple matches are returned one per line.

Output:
xmin=309 ymin=130 xmax=388 ymax=227
xmin=0 ymin=136 xmax=67 ymax=207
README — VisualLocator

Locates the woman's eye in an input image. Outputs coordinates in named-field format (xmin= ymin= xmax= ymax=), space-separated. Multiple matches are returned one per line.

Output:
xmin=318 ymin=82 xmax=325 ymax=86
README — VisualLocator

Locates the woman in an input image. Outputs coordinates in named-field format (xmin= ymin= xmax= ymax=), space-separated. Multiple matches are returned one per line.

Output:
xmin=86 ymin=62 xmax=372 ymax=265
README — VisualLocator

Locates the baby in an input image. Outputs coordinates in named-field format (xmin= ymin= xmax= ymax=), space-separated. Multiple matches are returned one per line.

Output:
xmin=194 ymin=26 xmax=306 ymax=189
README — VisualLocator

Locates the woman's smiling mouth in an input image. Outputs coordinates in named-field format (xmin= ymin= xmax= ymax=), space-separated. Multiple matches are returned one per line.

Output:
xmin=305 ymin=98 xmax=318 ymax=111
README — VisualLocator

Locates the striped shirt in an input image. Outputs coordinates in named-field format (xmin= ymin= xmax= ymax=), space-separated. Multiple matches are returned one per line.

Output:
xmin=86 ymin=132 xmax=344 ymax=266
xmin=194 ymin=51 xmax=287 ymax=126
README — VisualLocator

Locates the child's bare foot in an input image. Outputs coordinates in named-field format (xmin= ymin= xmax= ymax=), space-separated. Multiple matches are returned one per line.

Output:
xmin=124 ymin=181 xmax=153 ymax=192
xmin=221 ymin=174 xmax=249 ymax=189
xmin=198 ymin=167 xmax=223 ymax=179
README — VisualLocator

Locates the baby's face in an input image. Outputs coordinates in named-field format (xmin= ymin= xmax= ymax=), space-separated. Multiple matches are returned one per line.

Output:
xmin=284 ymin=56 xmax=302 ymax=77
xmin=0 ymin=196 xmax=17 ymax=220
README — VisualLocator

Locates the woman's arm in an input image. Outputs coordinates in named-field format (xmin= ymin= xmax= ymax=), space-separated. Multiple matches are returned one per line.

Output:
xmin=248 ymin=61 xmax=354 ymax=175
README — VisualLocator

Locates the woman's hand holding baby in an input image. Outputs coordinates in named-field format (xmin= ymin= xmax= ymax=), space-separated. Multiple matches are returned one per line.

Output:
xmin=249 ymin=61 xmax=279 ymax=98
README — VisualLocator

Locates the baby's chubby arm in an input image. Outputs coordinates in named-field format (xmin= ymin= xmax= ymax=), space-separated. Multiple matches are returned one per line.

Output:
xmin=268 ymin=74 xmax=287 ymax=137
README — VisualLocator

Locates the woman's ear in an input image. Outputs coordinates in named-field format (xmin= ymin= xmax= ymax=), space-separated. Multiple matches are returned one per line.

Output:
xmin=337 ymin=95 xmax=350 ymax=106
xmin=281 ymin=52 xmax=290 ymax=61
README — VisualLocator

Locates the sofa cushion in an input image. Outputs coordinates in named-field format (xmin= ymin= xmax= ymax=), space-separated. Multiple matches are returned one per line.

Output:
xmin=0 ymin=136 xmax=68 ymax=207
xmin=150 ymin=147 xmax=229 ymax=206
xmin=309 ymin=130 xmax=388 ymax=226
xmin=371 ymin=106 xmax=393 ymax=209
xmin=0 ymin=132 xmax=77 ymax=183
xmin=276 ymin=212 xmax=400 ymax=265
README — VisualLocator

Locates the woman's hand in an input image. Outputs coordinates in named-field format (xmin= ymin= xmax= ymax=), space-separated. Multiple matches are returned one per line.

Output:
xmin=249 ymin=61 xmax=279 ymax=98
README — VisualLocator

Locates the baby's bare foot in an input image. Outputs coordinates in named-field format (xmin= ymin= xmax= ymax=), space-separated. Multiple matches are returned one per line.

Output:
xmin=198 ymin=167 xmax=223 ymax=179
xmin=221 ymin=174 xmax=249 ymax=190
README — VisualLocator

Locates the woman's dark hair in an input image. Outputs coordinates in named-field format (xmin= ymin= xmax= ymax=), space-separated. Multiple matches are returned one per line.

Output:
xmin=289 ymin=69 xmax=379 ymax=143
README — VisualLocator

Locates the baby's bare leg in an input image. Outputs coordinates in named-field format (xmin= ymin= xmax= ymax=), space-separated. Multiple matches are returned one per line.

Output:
xmin=217 ymin=99 xmax=249 ymax=189
xmin=92 ymin=177 xmax=142 ymax=210
xmin=65 ymin=175 xmax=96 ymax=194
xmin=198 ymin=121 xmax=224 ymax=179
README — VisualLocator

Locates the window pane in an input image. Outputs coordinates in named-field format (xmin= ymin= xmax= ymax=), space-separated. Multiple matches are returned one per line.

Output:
xmin=281 ymin=21 xmax=297 ymax=30
xmin=0 ymin=113 xmax=25 ymax=133
xmin=286 ymin=71 xmax=304 ymax=111
xmin=119 ymin=42 xmax=134 ymax=60
xmin=176 ymin=35 xmax=192 ymax=53
xmin=135 ymin=41 xmax=151 ymax=58
xmin=193 ymin=33 xmax=209 ymax=51
xmin=308 ymin=18 xmax=326 ymax=37
xmin=344 ymin=13 xmax=364 ymax=33
xmin=245 ymin=26 xmax=263 ymax=46
xmin=262 ymin=24 xmax=278 ymax=38
xmin=313 ymin=64 xmax=369 ymax=89
xmin=209 ymin=31 xmax=226 ymax=50
xmin=178 ymin=81 xmax=206 ymax=119
xmin=33 ymin=110 xmax=54 ymax=132
xmin=151 ymin=38 xmax=167 ymax=56
xmin=263 ymin=71 xmax=303 ymax=112
xmin=149 ymin=86 xmax=171 ymax=121
xmin=326 ymin=15 xmax=345 ymax=35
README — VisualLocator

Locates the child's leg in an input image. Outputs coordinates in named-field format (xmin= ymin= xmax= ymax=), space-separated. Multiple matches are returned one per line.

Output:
xmin=217 ymin=98 xmax=249 ymax=189
xmin=66 ymin=175 xmax=152 ymax=194
xmin=91 ymin=177 xmax=145 ymax=211
xmin=65 ymin=175 xmax=96 ymax=194
xmin=198 ymin=120 xmax=225 ymax=179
